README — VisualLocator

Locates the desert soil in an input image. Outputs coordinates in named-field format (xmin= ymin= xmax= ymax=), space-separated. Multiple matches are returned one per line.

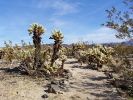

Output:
xmin=0 ymin=59 xmax=125 ymax=100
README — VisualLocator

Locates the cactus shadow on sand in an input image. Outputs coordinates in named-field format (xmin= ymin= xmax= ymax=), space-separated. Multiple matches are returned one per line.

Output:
xmin=0 ymin=67 xmax=28 ymax=75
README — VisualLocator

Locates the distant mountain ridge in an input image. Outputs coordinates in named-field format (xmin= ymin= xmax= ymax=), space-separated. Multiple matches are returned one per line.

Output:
xmin=121 ymin=39 xmax=133 ymax=46
xmin=101 ymin=39 xmax=133 ymax=46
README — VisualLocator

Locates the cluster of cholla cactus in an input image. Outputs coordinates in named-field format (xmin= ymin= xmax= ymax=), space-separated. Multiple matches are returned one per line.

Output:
xmin=71 ymin=42 xmax=86 ymax=56
xmin=28 ymin=23 xmax=45 ymax=70
xmin=2 ymin=41 xmax=15 ymax=63
xmin=75 ymin=44 xmax=114 ymax=69
xmin=27 ymin=24 xmax=66 ymax=75
xmin=15 ymin=48 xmax=34 ymax=62
xmin=1 ymin=41 xmax=35 ymax=66
xmin=1 ymin=23 xmax=67 ymax=76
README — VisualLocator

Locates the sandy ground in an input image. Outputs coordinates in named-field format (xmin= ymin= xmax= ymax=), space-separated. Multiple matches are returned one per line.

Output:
xmin=0 ymin=59 xmax=125 ymax=100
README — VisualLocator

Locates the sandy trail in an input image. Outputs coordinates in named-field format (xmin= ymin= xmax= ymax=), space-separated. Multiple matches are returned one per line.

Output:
xmin=47 ymin=59 xmax=123 ymax=100
xmin=0 ymin=59 xmax=124 ymax=100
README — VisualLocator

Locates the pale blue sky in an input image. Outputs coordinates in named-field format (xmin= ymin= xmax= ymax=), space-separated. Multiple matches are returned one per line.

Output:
xmin=0 ymin=0 xmax=126 ymax=46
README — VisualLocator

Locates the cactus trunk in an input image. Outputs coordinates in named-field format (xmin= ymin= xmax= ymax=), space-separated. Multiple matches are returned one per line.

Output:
xmin=61 ymin=59 xmax=65 ymax=70
xmin=33 ymin=34 xmax=42 ymax=70
xmin=50 ymin=41 xmax=61 ymax=67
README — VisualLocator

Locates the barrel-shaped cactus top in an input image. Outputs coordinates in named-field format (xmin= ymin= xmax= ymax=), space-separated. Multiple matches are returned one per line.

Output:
xmin=28 ymin=23 xmax=45 ymax=37
xmin=50 ymin=30 xmax=63 ymax=41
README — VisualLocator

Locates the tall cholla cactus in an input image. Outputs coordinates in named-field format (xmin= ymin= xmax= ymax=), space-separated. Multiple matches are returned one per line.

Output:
xmin=28 ymin=23 xmax=45 ymax=70
xmin=50 ymin=30 xmax=63 ymax=67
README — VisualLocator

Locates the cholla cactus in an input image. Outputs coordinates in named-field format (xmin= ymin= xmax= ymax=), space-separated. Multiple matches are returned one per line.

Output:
xmin=59 ymin=47 xmax=67 ymax=69
xmin=15 ymin=48 xmax=34 ymax=61
xmin=28 ymin=23 xmax=45 ymax=70
xmin=50 ymin=30 xmax=63 ymax=41
xmin=28 ymin=23 xmax=45 ymax=36
xmin=4 ymin=48 xmax=14 ymax=63
xmin=0 ymin=49 xmax=5 ymax=59
xmin=71 ymin=43 xmax=85 ymax=56
xmin=50 ymin=30 xmax=64 ymax=67
xmin=75 ymin=43 xmax=85 ymax=50
xmin=76 ymin=45 xmax=114 ymax=69
xmin=3 ymin=41 xmax=15 ymax=63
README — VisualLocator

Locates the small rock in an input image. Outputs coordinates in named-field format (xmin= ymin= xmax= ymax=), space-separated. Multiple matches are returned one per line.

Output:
xmin=59 ymin=79 xmax=65 ymax=85
xmin=87 ymin=97 xmax=90 ymax=100
xmin=45 ymin=84 xmax=57 ymax=94
xmin=63 ymin=69 xmax=72 ymax=79
xmin=51 ymin=80 xmax=59 ymax=85
xmin=45 ymin=79 xmax=70 ymax=94
xmin=42 ymin=94 xmax=48 ymax=98
xmin=59 ymin=85 xmax=65 ymax=89
xmin=58 ymin=91 xmax=63 ymax=94
xmin=45 ymin=78 xmax=50 ymax=80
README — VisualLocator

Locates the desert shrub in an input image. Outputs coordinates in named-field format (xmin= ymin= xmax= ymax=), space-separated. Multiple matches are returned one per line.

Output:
xmin=114 ymin=45 xmax=133 ymax=57
xmin=102 ymin=44 xmax=133 ymax=97
xmin=104 ymin=1 xmax=133 ymax=95
xmin=107 ymin=49 xmax=133 ymax=97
